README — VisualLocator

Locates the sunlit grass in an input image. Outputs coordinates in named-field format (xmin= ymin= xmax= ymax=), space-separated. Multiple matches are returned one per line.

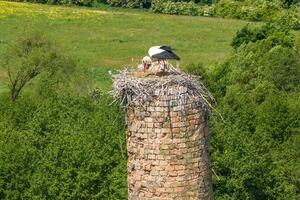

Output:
xmin=0 ymin=1 xmax=112 ymax=19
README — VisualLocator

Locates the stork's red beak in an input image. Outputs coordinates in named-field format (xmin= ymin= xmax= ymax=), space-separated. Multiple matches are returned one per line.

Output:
xmin=143 ymin=63 xmax=147 ymax=72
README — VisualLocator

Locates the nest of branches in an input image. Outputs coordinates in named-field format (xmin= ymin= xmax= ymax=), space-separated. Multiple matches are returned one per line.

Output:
xmin=111 ymin=68 xmax=215 ymax=112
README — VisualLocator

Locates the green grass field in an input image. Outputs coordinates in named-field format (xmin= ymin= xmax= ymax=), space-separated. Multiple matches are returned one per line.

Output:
xmin=0 ymin=1 xmax=250 ymax=90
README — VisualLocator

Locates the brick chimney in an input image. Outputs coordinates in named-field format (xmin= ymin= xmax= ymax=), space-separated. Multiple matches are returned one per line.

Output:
xmin=113 ymin=70 xmax=214 ymax=199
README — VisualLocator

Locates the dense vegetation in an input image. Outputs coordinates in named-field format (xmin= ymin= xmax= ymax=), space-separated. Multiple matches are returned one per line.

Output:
xmin=0 ymin=95 xmax=127 ymax=199
xmin=0 ymin=1 xmax=299 ymax=200
xmin=205 ymin=22 xmax=300 ymax=199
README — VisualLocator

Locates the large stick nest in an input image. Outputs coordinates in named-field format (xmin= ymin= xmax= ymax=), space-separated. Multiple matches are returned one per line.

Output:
xmin=111 ymin=69 xmax=215 ymax=112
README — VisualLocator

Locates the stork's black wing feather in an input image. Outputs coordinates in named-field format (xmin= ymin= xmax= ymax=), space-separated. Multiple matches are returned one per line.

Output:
xmin=159 ymin=46 xmax=173 ymax=52
xmin=152 ymin=50 xmax=180 ymax=60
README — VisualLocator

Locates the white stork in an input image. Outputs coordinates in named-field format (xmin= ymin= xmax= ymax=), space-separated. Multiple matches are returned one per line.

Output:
xmin=148 ymin=45 xmax=180 ymax=62
xmin=147 ymin=45 xmax=180 ymax=74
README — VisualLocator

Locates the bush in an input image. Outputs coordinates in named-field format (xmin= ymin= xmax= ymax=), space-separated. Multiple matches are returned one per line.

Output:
xmin=274 ymin=10 xmax=300 ymax=30
xmin=214 ymin=0 xmax=282 ymax=21
xmin=183 ymin=63 xmax=205 ymax=77
xmin=151 ymin=0 xmax=214 ymax=16
xmin=231 ymin=21 xmax=297 ymax=49
xmin=107 ymin=0 xmax=150 ymax=8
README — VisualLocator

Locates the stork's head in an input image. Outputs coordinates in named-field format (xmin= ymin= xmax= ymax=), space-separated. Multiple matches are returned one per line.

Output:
xmin=142 ymin=56 xmax=152 ymax=72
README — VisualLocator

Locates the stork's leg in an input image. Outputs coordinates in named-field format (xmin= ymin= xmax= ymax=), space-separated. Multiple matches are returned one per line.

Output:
xmin=155 ymin=60 xmax=160 ymax=76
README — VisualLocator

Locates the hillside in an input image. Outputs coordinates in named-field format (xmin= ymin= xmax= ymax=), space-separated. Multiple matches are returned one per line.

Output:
xmin=0 ymin=1 xmax=251 ymax=91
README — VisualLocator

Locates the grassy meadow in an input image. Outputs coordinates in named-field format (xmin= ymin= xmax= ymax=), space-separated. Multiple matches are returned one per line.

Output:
xmin=0 ymin=1 xmax=250 ymax=91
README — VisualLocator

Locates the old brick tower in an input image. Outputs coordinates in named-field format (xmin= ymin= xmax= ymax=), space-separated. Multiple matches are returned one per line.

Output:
xmin=113 ymin=70 xmax=214 ymax=200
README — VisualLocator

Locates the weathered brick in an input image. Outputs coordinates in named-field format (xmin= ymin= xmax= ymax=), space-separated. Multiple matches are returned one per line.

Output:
xmin=159 ymin=160 xmax=168 ymax=166
xmin=172 ymin=122 xmax=181 ymax=128
xmin=156 ymin=155 xmax=165 ymax=160
xmin=160 ymin=170 xmax=168 ymax=176
xmin=166 ymin=165 xmax=175 ymax=171
xmin=174 ymin=187 xmax=185 ymax=193
xmin=150 ymin=170 xmax=159 ymax=176
xmin=154 ymin=128 xmax=161 ymax=133
xmin=147 ymin=123 xmax=154 ymax=128
xmin=144 ymin=191 xmax=153 ymax=198
xmin=145 ymin=117 xmax=153 ymax=123
xmin=139 ymin=193 xmax=145 ymax=197
xmin=176 ymin=175 xmax=186 ymax=182
xmin=168 ymin=171 xmax=178 ymax=177
xmin=162 ymin=138 xmax=172 ymax=144
xmin=162 ymin=128 xmax=171 ymax=133
xmin=172 ymin=127 xmax=180 ymax=133
xmin=174 ymin=165 xmax=185 ymax=170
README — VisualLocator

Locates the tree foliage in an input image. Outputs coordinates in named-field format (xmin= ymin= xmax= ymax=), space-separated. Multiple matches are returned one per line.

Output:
xmin=231 ymin=18 xmax=300 ymax=49
xmin=0 ymin=94 xmax=127 ymax=199
xmin=202 ymin=23 xmax=300 ymax=199
xmin=2 ymin=32 xmax=80 ymax=102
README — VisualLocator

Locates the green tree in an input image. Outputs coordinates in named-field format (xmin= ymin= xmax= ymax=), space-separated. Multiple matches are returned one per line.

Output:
xmin=2 ymin=32 xmax=80 ymax=102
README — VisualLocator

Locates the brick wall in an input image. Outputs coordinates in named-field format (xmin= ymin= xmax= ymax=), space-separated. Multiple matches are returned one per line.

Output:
xmin=126 ymin=85 xmax=213 ymax=200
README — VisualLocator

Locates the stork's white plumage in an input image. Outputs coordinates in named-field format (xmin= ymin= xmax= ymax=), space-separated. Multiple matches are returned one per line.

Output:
xmin=137 ymin=46 xmax=180 ymax=75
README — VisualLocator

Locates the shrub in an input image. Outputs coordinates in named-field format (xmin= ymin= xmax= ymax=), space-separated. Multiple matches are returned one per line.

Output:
xmin=106 ymin=0 xmax=150 ymax=8
xmin=183 ymin=63 xmax=205 ymax=77
xmin=274 ymin=10 xmax=300 ymax=30
xmin=214 ymin=0 xmax=239 ymax=18
xmin=231 ymin=22 xmax=295 ymax=49
xmin=151 ymin=0 xmax=214 ymax=16
xmin=282 ymin=0 xmax=300 ymax=7
xmin=214 ymin=0 xmax=282 ymax=21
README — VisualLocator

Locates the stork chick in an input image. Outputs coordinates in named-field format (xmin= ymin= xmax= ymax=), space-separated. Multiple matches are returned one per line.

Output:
xmin=141 ymin=56 xmax=152 ymax=72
